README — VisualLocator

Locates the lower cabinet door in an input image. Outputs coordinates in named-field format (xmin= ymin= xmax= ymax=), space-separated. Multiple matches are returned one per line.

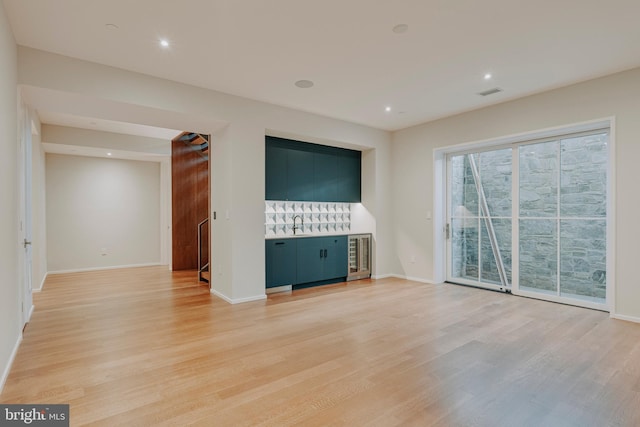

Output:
xmin=297 ymin=236 xmax=349 ymax=284
xmin=323 ymin=236 xmax=348 ymax=279
xmin=266 ymin=239 xmax=297 ymax=288
xmin=296 ymin=238 xmax=325 ymax=284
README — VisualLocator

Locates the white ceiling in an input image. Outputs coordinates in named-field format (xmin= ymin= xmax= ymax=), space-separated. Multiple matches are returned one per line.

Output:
xmin=5 ymin=0 xmax=640 ymax=133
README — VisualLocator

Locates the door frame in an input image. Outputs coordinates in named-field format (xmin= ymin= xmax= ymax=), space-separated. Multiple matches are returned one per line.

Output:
xmin=434 ymin=117 xmax=615 ymax=312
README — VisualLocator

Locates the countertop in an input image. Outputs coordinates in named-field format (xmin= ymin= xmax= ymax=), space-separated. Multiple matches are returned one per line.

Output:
xmin=265 ymin=233 xmax=350 ymax=240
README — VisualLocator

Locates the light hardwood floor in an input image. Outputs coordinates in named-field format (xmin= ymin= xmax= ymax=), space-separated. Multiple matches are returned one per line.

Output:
xmin=2 ymin=266 xmax=640 ymax=426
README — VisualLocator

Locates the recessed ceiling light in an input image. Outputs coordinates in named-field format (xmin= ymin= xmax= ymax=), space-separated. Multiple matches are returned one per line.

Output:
xmin=295 ymin=80 xmax=314 ymax=89
xmin=107 ymin=152 xmax=112 ymax=156
xmin=484 ymin=73 xmax=492 ymax=80
xmin=385 ymin=106 xmax=391 ymax=112
xmin=392 ymin=24 xmax=409 ymax=34
xmin=105 ymin=23 xmax=119 ymax=30
xmin=160 ymin=39 xmax=170 ymax=48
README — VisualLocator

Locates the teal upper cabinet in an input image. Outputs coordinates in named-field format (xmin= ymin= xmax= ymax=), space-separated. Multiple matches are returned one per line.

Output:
xmin=313 ymin=150 xmax=338 ymax=201
xmin=287 ymin=148 xmax=315 ymax=201
xmin=265 ymin=136 xmax=361 ymax=202
xmin=337 ymin=151 xmax=361 ymax=203
xmin=265 ymin=143 xmax=288 ymax=200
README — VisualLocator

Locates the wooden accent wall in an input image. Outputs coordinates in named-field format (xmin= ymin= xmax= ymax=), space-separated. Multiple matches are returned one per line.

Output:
xmin=172 ymin=140 xmax=209 ymax=270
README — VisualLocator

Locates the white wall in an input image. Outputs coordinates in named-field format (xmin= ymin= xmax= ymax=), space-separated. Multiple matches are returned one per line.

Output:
xmin=391 ymin=67 xmax=640 ymax=320
xmin=45 ymin=153 xmax=161 ymax=272
xmin=210 ymin=125 xmax=233 ymax=299
xmin=18 ymin=47 xmax=393 ymax=303
xmin=0 ymin=1 xmax=20 ymax=392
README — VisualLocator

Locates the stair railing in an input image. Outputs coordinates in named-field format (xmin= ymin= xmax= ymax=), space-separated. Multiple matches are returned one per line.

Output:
xmin=198 ymin=218 xmax=209 ymax=283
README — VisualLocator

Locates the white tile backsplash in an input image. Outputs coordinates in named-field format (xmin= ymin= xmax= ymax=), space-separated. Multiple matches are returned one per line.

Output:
xmin=265 ymin=201 xmax=351 ymax=236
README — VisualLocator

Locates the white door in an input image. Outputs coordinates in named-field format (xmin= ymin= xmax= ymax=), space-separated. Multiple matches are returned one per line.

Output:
xmin=17 ymin=95 xmax=33 ymax=327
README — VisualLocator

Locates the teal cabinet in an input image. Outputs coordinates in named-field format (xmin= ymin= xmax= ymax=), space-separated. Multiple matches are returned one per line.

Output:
xmin=287 ymin=149 xmax=315 ymax=201
xmin=265 ymin=239 xmax=297 ymax=288
xmin=266 ymin=235 xmax=348 ymax=289
xmin=337 ymin=153 xmax=361 ymax=203
xmin=313 ymin=151 xmax=338 ymax=201
xmin=296 ymin=238 xmax=326 ymax=284
xmin=296 ymin=236 xmax=348 ymax=285
xmin=325 ymin=236 xmax=349 ymax=278
xmin=265 ymin=143 xmax=288 ymax=200
xmin=265 ymin=136 xmax=361 ymax=202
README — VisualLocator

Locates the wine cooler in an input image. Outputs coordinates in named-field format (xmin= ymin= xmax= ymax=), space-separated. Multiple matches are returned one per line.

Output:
xmin=347 ymin=234 xmax=371 ymax=281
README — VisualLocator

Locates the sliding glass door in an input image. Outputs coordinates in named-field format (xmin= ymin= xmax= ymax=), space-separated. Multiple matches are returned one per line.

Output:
xmin=448 ymin=148 xmax=512 ymax=291
xmin=518 ymin=133 xmax=608 ymax=304
xmin=447 ymin=130 xmax=609 ymax=309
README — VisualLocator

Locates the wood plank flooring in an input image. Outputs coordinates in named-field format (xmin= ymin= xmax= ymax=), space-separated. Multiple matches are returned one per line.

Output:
xmin=2 ymin=266 xmax=640 ymax=426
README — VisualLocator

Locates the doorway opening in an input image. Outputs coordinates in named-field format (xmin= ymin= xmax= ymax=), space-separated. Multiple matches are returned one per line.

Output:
xmin=171 ymin=132 xmax=211 ymax=287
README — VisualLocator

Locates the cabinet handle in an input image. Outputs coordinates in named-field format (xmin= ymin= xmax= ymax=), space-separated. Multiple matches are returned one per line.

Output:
xmin=324 ymin=249 xmax=328 ymax=258
xmin=320 ymin=249 xmax=323 ymax=258
xmin=275 ymin=242 xmax=285 ymax=246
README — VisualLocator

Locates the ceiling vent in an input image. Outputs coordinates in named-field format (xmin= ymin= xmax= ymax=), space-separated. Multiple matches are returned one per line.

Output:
xmin=478 ymin=87 xmax=503 ymax=97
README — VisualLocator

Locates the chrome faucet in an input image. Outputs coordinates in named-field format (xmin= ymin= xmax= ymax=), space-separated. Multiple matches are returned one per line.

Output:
xmin=292 ymin=215 xmax=303 ymax=235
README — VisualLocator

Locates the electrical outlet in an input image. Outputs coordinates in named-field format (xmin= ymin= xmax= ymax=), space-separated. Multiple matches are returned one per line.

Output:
xmin=101 ymin=247 xmax=107 ymax=256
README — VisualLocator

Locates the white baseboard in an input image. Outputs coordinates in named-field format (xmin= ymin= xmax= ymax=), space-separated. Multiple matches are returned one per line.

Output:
xmin=210 ymin=289 xmax=233 ymax=303
xmin=48 ymin=262 xmax=161 ymax=275
xmin=403 ymin=275 xmax=436 ymax=284
xmin=232 ymin=294 xmax=267 ymax=304
xmin=610 ymin=313 xmax=640 ymax=324
xmin=210 ymin=288 xmax=267 ymax=305
xmin=0 ymin=333 xmax=23 ymax=394
xmin=32 ymin=272 xmax=48 ymax=292
xmin=374 ymin=274 xmax=435 ymax=284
